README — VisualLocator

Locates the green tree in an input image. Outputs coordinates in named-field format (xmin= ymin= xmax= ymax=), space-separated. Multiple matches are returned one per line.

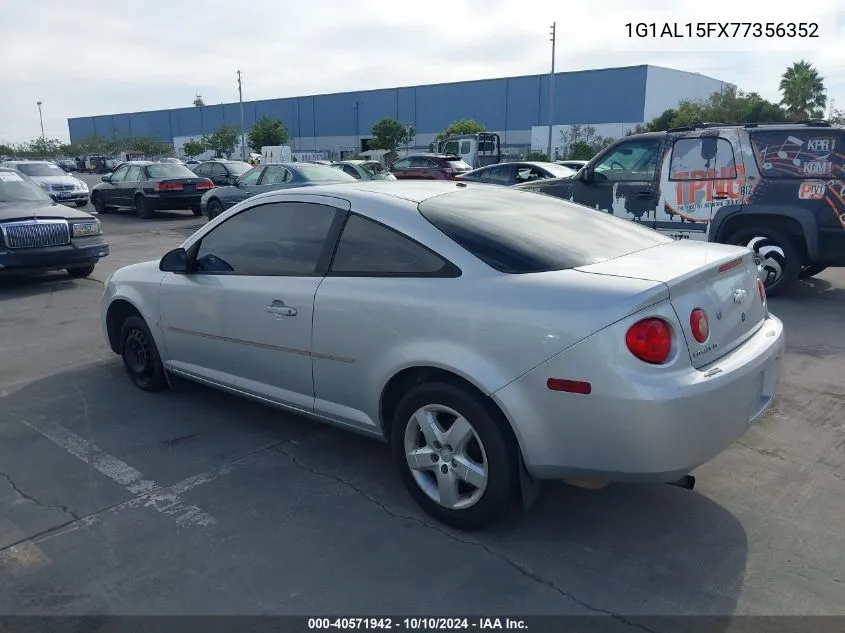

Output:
xmin=370 ymin=118 xmax=414 ymax=153
xmin=436 ymin=119 xmax=486 ymax=140
xmin=558 ymin=125 xmax=613 ymax=159
xmin=183 ymin=139 xmax=208 ymax=158
xmin=0 ymin=143 xmax=14 ymax=156
xmin=127 ymin=136 xmax=172 ymax=156
xmin=830 ymin=108 xmax=844 ymax=126
xmin=779 ymin=60 xmax=827 ymax=120
xmin=525 ymin=151 xmax=549 ymax=161
xmin=647 ymin=87 xmax=787 ymax=131
xmin=207 ymin=125 xmax=240 ymax=159
xmin=247 ymin=116 xmax=290 ymax=153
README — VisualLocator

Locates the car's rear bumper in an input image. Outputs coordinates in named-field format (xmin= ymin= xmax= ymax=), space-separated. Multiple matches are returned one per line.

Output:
xmin=0 ymin=237 xmax=109 ymax=275
xmin=146 ymin=193 xmax=205 ymax=210
xmin=493 ymin=310 xmax=785 ymax=482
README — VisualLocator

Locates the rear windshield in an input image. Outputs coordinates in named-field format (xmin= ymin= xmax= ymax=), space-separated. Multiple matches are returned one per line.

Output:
xmin=146 ymin=164 xmax=197 ymax=179
xmin=296 ymin=164 xmax=357 ymax=182
xmin=418 ymin=188 xmax=671 ymax=274
xmin=225 ymin=161 xmax=252 ymax=176
xmin=444 ymin=157 xmax=471 ymax=170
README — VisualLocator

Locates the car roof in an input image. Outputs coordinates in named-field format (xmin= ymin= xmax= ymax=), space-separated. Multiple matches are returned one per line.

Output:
xmin=256 ymin=180 xmax=481 ymax=206
xmin=3 ymin=160 xmax=54 ymax=165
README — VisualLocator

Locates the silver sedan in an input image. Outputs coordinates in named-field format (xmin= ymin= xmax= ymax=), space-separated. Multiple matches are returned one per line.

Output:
xmin=100 ymin=181 xmax=785 ymax=529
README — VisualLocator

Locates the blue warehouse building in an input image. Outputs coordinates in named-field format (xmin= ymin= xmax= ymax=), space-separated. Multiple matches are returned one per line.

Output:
xmin=67 ymin=65 xmax=729 ymax=159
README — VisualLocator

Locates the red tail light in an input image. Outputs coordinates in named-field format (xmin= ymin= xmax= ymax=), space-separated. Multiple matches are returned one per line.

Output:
xmin=195 ymin=180 xmax=214 ymax=190
xmin=155 ymin=182 xmax=183 ymax=192
xmin=625 ymin=318 xmax=672 ymax=364
xmin=690 ymin=308 xmax=709 ymax=343
xmin=757 ymin=278 xmax=766 ymax=303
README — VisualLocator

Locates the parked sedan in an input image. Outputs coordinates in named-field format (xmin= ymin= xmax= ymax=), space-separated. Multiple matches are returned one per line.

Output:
xmin=101 ymin=181 xmax=784 ymax=530
xmin=333 ymin=160 xmax=396 ymax=181
xmin=90 ymin=161 xmax=214 ymax=219
xmin=0 ymin=168 xmax=108 ymax=277
xmin=390 ymin=154 xmax=471 ymax=180
xmin=0 ymin=160 xmax=89 ymax=207
xmin=200 ymin=162 xmax=355 ymax=219
xmin=192 ymin=159 xmax=253 ymax=186
xmin=456 ymin=161 xmax=575 ymax=186
xmin=556 ymin=159 xmax=589 ymax=171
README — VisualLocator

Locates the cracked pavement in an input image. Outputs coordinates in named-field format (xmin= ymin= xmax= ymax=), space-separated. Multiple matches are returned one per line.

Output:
xmin=1 ymin=191 xmax=844 ymax=618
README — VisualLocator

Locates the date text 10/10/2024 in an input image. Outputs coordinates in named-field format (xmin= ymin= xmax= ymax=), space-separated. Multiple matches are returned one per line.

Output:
xmin=307 ymin=618 xmax=528 ymax=630
xmin=624 ymin=22 xmax=819 ymax=38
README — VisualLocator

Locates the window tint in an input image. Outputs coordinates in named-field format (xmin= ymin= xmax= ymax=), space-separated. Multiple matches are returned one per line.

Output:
xmin=237 ymin=167 xmax=263 ymax=186
xmin=193 ymin=163 xmax=208 ymax=176
xmin=125 ymin=166 xmax=142 ymax=181
xmin=209 ymin=163 xmax=227 ymax=177
xmin=110 ymin=166 xmax=129 ymax=182
xmin=460 ymin=140 xmax=471 ymax=154
xmin=410 ymin=156 xmax=433 ymax=168
xmin=392 ymin=158 xmax=411 ymax=170
xmin=262 ymin=165 xmax=290 ymax=184
xmin=331 ymin=214 xmax=451 ymax=276
xmin=483 ymin=165 xmax=512 ymax=183
xmin=341 ymin=164 xmax=361 ymax=179
xmin=419 ymin=188 xmax=670 ymax=274
xmin=669 ymin=137 xmax=736 ymax=180
xmin=751 ymin=130 xmax=843 ymax=180
xmin=194 ymin=202 xmax=339 ymax=276
xmin=593 ymin=139 xmax=661 ymax=182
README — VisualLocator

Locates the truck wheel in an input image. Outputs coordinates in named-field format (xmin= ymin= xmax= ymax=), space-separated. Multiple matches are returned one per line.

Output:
xmin=726 ymin=227 xmax=801 ymax=297
xmin=799 ymin=264 xmax=827 ymax=279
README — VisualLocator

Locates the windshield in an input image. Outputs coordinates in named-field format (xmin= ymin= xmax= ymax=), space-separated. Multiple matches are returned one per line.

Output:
xmin=296 ymin=164 xmax=357 ymax=182
xmin=542 ymin=164 xmax=576 ymax=178
xmin=145 ymin=164 xmax=197 ymax=179
xmin=0 ymin=170 xmax=53 ymax=203
xmin=361 ymin=162 xmax=386 ymax=175
xmin=15 ymin=163 xmax=67 ymax=177
xmin=444 ymin=157 xmax=472 ymax=170
xmin=418 ymin=187 xmax=670 ymax=274
xmin=225 ymin=162 xmax=253 ymax=176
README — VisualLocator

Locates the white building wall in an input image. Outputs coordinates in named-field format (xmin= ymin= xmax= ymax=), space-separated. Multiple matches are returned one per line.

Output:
xmin=643 ymin=67 xmax=733 ymax=121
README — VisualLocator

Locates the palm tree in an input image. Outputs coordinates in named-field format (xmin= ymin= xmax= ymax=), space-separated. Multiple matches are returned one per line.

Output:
xmin=779 ymin=60 xmax=827 ymax=120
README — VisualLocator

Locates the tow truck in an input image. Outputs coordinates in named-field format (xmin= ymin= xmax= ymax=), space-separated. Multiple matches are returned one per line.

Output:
xmin=428 ymin=132 xmax=501 ymax=168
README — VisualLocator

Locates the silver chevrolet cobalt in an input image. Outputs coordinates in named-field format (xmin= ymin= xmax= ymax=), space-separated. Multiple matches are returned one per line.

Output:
xmin=101 ymin=181 xmax=785 ymax=529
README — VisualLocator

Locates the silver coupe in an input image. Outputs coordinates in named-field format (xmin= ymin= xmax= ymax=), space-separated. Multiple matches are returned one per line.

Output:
xmin=100 ymin=181 xmax=785 ymax=529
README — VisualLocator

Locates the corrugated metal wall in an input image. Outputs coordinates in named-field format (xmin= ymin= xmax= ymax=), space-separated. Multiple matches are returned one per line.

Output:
xmin=67 ymin=65 xmax=672 ymax=149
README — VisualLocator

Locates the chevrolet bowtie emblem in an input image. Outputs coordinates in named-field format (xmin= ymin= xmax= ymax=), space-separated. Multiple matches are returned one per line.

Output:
xmin=733 ymin=289 xmax=747 ymax=304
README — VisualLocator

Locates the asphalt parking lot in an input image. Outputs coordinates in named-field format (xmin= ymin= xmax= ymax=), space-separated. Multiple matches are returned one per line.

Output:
xmin=1 ymin=172 xmax=844 ymax=619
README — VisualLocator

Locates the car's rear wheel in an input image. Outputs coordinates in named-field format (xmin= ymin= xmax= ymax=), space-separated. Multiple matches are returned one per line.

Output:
xmin=799 ymin=264 xmax=828 ymax=279
xmin=207 ymin=199 xmax=224 ymax=219
xmin=191 ymin=205 xmax=203 ymax=216
xmin=135 ymin=195 xmax=154 ymax=219
xmin=725 ymin=226 xmax=801 ymax=297
xmin=390 ymin=382 xmax=515 ymax=530
xmin=119 ymin=315 xmax=167 ymax=392
xmin=67 ymin=264 xmax=95 ymax=278
xmin=91 ymin=193 xmax=110 ymax=214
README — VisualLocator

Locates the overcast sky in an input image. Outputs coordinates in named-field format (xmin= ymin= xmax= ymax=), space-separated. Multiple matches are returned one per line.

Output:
xmin=1 ymin=0 xmax=843 ymax=144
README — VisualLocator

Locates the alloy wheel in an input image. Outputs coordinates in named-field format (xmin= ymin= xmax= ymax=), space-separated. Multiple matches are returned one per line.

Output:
xmin=403 ymin=404 xmax=488 ymax=511
xmin=745 ymin=236 xmax=787 ymax=289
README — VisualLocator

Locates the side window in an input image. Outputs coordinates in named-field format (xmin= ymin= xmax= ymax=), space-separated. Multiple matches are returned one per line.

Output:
xmin=193 ymin=164 xmax=207 ymax=176
xmin=392 ymin=158 xmax=411 ymax=170
xmin=486 ymin=165 xmax=513 ymax=183
xmin=237 ymin=167 xmax=263 ymax=186
xmin=751 ymin=131 xmax=842 ymax=179
xmin=193 ymin=202 xmax=339 ymax=276
xmin=110 ymin=166 xmax=129 ymax=182
xmin=460 ymin=140 xmax=472 ymax=155
xmin=441 ymin=141 xmax=459 ymax=156
xmin=669 ymin=137 xmax=736 ymax=180
xmin=125 ymin=166 xmax=142 ymax=182
xmin=342 ymin=165 xmax=361 ymax=179
xmin=330 ymin=214 xmax=453 ymax=276
xmin=261 ymin=165 xmax=289 ymax=185
xmin=593 ymin=139 xmax=662 ymax=182
xmin=210 ymin=163 xmax=227 ymax=178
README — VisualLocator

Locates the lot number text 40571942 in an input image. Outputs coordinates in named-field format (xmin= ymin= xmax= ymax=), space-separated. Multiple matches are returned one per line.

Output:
xmin=625 ymin=22 xmax=819 ymax=38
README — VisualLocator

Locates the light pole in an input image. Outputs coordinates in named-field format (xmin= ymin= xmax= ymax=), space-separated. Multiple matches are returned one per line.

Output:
xmin=352 ymin=101 xmax=360 ymax=156
xmin=36 ymin=101 xmax=46 ymax=157
xmin=547 ymin=23 xmax=556 ymax=161
xmin=237 ymin=70 xmax=246 ymax=161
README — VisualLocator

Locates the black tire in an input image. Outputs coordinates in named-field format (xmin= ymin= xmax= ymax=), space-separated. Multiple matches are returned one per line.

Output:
xmin=67 ymin=264 xmax=95 ymax=278
xmin=725 ymin=226 xmax=801 ymax=297
xmin=390 ymin=381 xmax=516 ymax=530
xmin=135 ymin=195 xmax=154 ymax=219
xmin=207 ymin=199 xmax=224 ymax=220
xmin=119 ymin=315 xmax=168 ymax=392
xmin=91 ymin=193 xmax=109 ymax=214
xmin=191 ymin=205 xmax=203 ymax=216
xmin=75 ymin=200 xmax=87 ymax=207
xmin=799 ymin=264 xmax=828 ymax=279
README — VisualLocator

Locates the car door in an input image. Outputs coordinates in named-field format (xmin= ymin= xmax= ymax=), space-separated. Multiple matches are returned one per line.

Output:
xmin=390 ymin=157 xmax=413 ymax=179
xmin=312 ymin=213 xmax=457 ymax=431
xmin=120 ymin=165 xmax=143 ymax=207
xmin=208 ymin=162 xmax=231 ymax=186
xmin=159 ymin=198 xmax=346 ymax=409
xmin=254 ymin=165 xmax=294 ymax=194
xmin=100 ymin=165 xmax=130 ymax=205
xmin=569 ymin=137 xmax=664 ymax=226
xmin=223 ymin=166 xmax=263 ymax=208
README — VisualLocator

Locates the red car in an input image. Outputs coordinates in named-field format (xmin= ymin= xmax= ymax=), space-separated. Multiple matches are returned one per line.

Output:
xmin=390 ymin=154 xmax=472 ymax=180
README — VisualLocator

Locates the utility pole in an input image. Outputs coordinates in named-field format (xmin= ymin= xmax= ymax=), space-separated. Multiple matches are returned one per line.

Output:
xmin=237 ymin=70 xmax=246 ymax=161
xmin=36 ymin=101 xmax=46 ymax=158
xmin=547 ymin=23 xmax=556 ymax=161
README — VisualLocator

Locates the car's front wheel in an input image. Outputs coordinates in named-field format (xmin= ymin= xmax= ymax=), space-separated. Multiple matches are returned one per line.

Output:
xmin=191 ymin=205 xmax=203 ymax=216
xmin=91 ymin=193 xmax=110 ymax=214
xmin=391 ymin=382 xmax=516 ymax=530
xmin=119 ymin=315 xmax=168 ymax=392
xmin=207 ymin=199 xmax=224 ymax=220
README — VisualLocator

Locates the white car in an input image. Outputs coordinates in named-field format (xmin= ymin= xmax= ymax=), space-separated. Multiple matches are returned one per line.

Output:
xmin=0 ymin=160 xmax=89 ymax=207
xmin=101 ymin=181 xmax=785 ymax=529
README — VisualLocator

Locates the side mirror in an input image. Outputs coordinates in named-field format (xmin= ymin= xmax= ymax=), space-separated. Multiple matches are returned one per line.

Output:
xmin=101 ymin=175 xmax=111 ymax=182
xmin=159 ymin=247 xmax=190 ymax=273
xmin=581 ymin=166 xmax=593 ymax=182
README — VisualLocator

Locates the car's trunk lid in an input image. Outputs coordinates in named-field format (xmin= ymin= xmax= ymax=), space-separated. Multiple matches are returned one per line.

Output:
xmin=575 ymin=240 xmax=766 ymax=368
